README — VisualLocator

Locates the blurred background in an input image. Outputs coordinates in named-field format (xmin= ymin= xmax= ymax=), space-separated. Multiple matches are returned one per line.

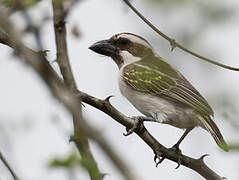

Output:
xmin=0 ymin=0 xmax=239 ymax=179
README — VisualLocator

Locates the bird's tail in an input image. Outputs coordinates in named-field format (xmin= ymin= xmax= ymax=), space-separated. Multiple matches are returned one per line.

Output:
xmin=199 ymin=116 xmax=229 ymax=152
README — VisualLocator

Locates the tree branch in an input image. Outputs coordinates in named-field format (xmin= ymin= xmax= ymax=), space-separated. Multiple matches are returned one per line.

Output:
xmin=75 ymin=121 xmax=139 ymax=180
xmin=0 ymin=29 xmax=13 ymax=48
xmin=51 ymin=1 xmax=103 ymax=179
xmin=123 ymin=0 xmax=239 ymax=71
xmin=52 ymin=1 xmax=77 ymax=90
xmin=0 ymin=9 xmax=138 ymax=180
xmin=0 ymin=6 xmax=225 ymax=180
xmin=0 ymin=150 xmax=19 ymax=180
xmin=77 ymin=92 xmax=225 ymax=180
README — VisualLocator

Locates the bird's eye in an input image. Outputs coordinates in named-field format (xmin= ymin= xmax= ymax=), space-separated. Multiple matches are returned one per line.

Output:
xmin=116 ymin=38 xmax=130 ymax=46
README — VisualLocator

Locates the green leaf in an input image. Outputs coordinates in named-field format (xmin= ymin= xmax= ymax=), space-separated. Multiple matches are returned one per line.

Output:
xmin=228 ymin=144 xmax=239 ymax=151
xmin=49 ymin=152 xmax=80 ymax=168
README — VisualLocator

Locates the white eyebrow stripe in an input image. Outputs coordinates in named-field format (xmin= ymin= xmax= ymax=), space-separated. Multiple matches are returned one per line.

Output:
xmin=117 ymin=34 xmax=151 ymax=48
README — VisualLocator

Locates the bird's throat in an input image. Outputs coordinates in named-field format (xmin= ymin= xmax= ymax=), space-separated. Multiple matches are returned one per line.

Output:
xmin=114 ymin=51 xmax=141 ymax=69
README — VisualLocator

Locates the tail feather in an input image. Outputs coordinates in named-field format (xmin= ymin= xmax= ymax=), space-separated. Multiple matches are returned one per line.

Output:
xmin=199 ymin=116 xmax=229 ymax=152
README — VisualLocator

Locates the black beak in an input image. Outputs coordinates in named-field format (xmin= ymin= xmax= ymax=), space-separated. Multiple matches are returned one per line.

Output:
xmin=89 ymin=40 xmax=119 ymax=57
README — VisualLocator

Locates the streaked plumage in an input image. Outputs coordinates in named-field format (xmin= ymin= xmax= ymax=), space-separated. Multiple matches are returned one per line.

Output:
xmin=122 ymin=56 xmax=213 ymax=116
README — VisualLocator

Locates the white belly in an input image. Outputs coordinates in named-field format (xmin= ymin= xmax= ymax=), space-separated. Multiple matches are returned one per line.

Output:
xmin=118 ymin=71 xmax=201 ymax=129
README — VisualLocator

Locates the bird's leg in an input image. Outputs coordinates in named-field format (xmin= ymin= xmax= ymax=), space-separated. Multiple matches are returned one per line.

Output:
xmin=170 ymin=128 xmax=193 ymax=169
xmin=124 ymin=116 xmax=154 ymax=136
xmin=154 ymin=127 xmax=193 ymax=168
xmin=173 ymin=127 xmax=193 ymax=150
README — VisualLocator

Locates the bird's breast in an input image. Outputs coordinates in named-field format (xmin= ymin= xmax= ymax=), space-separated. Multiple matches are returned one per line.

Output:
xmin=118 ymin=71 xmax=174 ymax=117
xmin=118 ymin=71 xmax=200 ymax=129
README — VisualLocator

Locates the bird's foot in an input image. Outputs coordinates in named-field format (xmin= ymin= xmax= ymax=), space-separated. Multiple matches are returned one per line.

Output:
xmin=154 ymin=144 xmax=183 ymax=169
xmin=170 ymin=144 xmax=183 ymax=169
xmin=123 ymin=116 xmax=145 ymax=136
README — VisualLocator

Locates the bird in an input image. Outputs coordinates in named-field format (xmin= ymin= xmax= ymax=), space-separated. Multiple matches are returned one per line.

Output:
xmin=89 ymin=32 xmax=228 ymax=153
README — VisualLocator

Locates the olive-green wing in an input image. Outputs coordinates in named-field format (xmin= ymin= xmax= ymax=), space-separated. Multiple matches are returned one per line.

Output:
xmin=123 ymin=56 xmax=214 ymax=116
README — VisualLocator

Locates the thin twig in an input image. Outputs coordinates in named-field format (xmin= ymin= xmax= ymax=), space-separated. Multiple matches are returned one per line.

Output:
xmin=123 ymin=0 xmax=239 ymax=71
xmin=0 ymin=150 xmax=19 ymax=180
xmin=52 ymin=1 xmax=77 ymax=90
xmin=52 ymin=1 xmax=102 ymax=179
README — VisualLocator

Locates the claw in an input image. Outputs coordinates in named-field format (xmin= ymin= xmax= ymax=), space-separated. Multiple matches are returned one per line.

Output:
xmin=123 ymin=116 xmax=144 ymax=136
xmin=175 ymin=155 xmax=182 ymax=169
xmin=154 ymin=153 xmax=158 ymax=164
xmin=156 ymin=157 xmax=166 ymax=167
xmin=154 ymin=144 xmax=183 ymax=169
xmin=169 ymin=144 xmax=183 ymax=169
xmin=153 ymin=150 xmax=165 ymax=167
xmin=123 ymin=127 xmax=136 ymax=136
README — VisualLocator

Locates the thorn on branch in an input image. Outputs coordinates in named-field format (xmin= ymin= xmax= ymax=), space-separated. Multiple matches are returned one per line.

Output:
xmin=170 ymin=39 xmax=176 ymax=52
xmin=199 ymin=154 xmax=210 ymax=162
xmin=104 ymin=95 xmax=115 ymax=103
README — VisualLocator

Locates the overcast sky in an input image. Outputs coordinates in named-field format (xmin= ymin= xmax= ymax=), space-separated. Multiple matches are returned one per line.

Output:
xmin=1 ymin=0 xmax=239 ymax=179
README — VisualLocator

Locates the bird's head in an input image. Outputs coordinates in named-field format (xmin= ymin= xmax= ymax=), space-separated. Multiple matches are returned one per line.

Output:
xmin=89 ymin=33 xmax=155 ymax=68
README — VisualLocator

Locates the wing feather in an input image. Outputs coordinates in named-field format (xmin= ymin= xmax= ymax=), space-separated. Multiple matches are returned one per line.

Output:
xmin=123 ymin=56 xmax=214 ymax=116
